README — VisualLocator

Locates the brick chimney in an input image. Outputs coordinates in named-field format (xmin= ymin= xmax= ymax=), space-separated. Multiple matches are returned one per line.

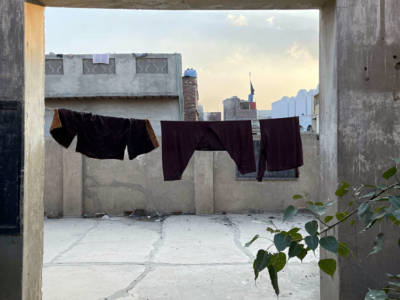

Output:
xmin=182 ymin=76 xmax=198 ymax=121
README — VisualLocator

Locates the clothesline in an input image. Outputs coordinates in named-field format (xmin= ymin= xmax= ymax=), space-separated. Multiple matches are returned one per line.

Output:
xmin=45 ymin=107 xmax=54 ymax=110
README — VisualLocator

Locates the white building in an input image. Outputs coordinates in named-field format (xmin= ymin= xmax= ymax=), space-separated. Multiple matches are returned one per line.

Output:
xmin=271 ymin=85 xmax=319 ymax=132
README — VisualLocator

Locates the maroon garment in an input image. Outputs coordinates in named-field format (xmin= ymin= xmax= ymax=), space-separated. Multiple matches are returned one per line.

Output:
xmin=50 ymin=108 xmax=159 ymax=160
xmin=257 ymin=117 xmax=303 ymax=182
xmin=161 ymin=120 xmax=256 ymax=181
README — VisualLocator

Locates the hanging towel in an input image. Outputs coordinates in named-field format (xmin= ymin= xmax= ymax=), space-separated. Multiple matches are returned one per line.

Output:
xmin=257 ymin=117 xmax=303 ymax=182
xmin=50 ymin=108 xmax=159 ymax=160
xmin=161 ymin=120 xmax=256 ymax=181
xmin=92 ymin=53 xmax=110 ymax=64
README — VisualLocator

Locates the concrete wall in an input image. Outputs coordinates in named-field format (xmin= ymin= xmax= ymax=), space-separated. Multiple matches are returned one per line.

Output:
xmin=0 ymin=2 xmax=44 ymax=300
xmin=223 ymin=96 xmax=257 ymax=120
xmin=44 ymin=133 xmax=319 ymax=216
xmin=320 ymin=1 xmax=400 ymax=299
xmin=45 ymin=53 xmax=182 ymax=98
xmin=214 ymin=133 xmax=319 ymax=213
xmin=44 ymin=98 xmax=180 ymax=136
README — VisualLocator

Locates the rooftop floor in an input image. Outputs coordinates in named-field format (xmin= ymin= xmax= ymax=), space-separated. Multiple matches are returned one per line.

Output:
xmin=42 ymin=214 xmax=320 ymax=300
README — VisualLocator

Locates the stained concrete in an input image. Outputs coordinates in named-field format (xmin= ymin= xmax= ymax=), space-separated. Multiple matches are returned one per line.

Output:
xmin=29 ymin=0 xmax=329 ymax=10
xmin=42 ymin=214 xmax=319 ymax=300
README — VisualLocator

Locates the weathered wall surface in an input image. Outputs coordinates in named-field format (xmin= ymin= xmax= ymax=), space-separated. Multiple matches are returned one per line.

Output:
xmin=31 ymin=0 xmax=329 ymax=10
xmin=83 ymin=139 xmax=196 ymax=215
xmin=44 ymin=133 xmax=319 ymax=215
xmin=22 ymin=3 xmax=45 ymax=299
xmin=44 ymin=98 xmax=180 ymax=136
xmin=45 ymin=53 xmax=182 ymax=98
xmin=214 ymin=133 xmax=319 ymax=213
xmin=320 ymin=0 xmax=400 ymax=299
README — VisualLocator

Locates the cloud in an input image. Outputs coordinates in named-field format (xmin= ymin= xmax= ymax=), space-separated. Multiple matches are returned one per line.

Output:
xmin=286 ymin=42 xmax=313 ymax=60
xmin=266 ymin=16 xmax=275 ymax=25
xmin=277 ymin=26 xmax=285 ymax=30
xmin=226 ymin=14 xmax=248 ymax=27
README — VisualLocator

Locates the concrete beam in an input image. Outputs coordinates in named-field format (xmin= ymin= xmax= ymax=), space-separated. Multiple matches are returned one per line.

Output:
xmin=28 ymin=0 xmax=328 ymax=9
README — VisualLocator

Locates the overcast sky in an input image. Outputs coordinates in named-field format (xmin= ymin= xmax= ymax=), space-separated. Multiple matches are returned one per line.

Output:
xmin=45 ymin=8 xmax=319 ymax=112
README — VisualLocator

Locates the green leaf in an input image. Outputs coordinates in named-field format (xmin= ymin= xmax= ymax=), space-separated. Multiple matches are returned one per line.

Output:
xmin=320 ymin=236 xmax=339 ymax=254
xmin=335 ymin=181 xmax=350 ymax=197
xmin=305 ymin=220 xmax=318 ymax=235
xmin=382 ymin=285 xmax=390 ymax=294
xmin=382 ymin=165 xmax=397 ymax=180
xmin=324 ymin=216 xmax=333 ymax=223
xmin=377 ymin=184 xmax=388 ymax=190
xmin=335 ymin=212 xmax=348 ymax=222
xmin=337 ymin=242 xmax=349 ymax=258
xmin=359 ymin=192 xmax=375 ymax=199
xmin=394 ymin=185 xmax=400 ymax=190
xmin=296 ymin=246 xmax=308 ymax=262
xmin=368 ymin=233 xmax=385 ymax=257
xmin=306 ymin=201 xmax=314 ymax=205
xmin=358 ymin=203 xmax=371 ymax=219
xmin=293 ymin=195 xmax=303 ymax=200
xmin=291 ymin=232 xmax=302 ymax=241
xmin=391 ymin=157 xmax=400 ymax=164
xmin=315 ymin=202 xmax=324 ymax=206
xmin=364 ymin=184 xmax=377 ymax=188
xmin=288 ymin=228 xmax=300 ymax=234
xmin=245 ymin=235 xmax=259 ymax=247
xmin=362 ymin=211 xmax=377 ymax=231
xmin=255 ymin=250 xmax=271 ymax=272
xmin=253 ymin=259 xmax=259 ymax=281
xmin=267 ymin=265 xmax=279 ymax=296
xmin=270 ymin=252 xmax=286 ymax=272
xmin=283 ymin=205 xmax=298 ymax=222
xmin=365 ymin=289 xmax=387 ymax=300
xmin=274 ymin=233 xmax=292 ymax=252
xmin=326 ymin=201 xmax=336 ymax=206
xmin=389 ymin=281 xmax=400 ymax=287
xmin=318 ymin=259 xmax=336 ymax=279
xmin=288 ymin=241 xmax=302 ymax=259
xmin=385 ymin=273 xmax=400 ymax=280
xmin=389 ymin=196 xmax=400 ymax=209
xmin=305 ymin=235 xmax=319 ymax=252
xmin=267 ymin=227 xmax=276 ymax=234
xmin=349 ymin=200 xmax=354 ymax=207
xmin=308 ymin=204 xmax=328 ymax=216
xmin=350 ymin=220 xmax=355 ymax=227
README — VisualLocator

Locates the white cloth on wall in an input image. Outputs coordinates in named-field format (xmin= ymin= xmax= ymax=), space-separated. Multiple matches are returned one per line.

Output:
xmin=92 ymin=53 xmax=110 ymax=64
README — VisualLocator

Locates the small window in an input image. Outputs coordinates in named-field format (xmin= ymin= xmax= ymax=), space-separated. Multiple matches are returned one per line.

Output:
xmin=45 ymin=59 xmax=64 ymax=75
xmin=236 ymin=140 xmax=297 ymax=181
xmin=241 ymin=102 xmax=250 ymax=110
xmin=136 ymin=58 xmax=168 ymax=74
xmin=83 ymin=58 xmax=116 ymax=75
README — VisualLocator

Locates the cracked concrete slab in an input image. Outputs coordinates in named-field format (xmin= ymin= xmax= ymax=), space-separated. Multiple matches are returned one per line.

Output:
xmin=153 ymin=215 xmax=250 ymax=264
xmin=120 ymin=264 xmax=319 ymax=300
xmin=42 ymin=265 xmax=145 ymax=300
xmin=52 ymin=218 xmax=161 ymax=263
xmin=43 ymin=215 xmax=319 ymax=300
xmin=43 ymin=218 xmax=98 ymax=263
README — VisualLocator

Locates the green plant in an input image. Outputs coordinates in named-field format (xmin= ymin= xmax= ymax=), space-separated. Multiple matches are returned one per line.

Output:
xmin=246 ymin=158 xmax=400 ymax=299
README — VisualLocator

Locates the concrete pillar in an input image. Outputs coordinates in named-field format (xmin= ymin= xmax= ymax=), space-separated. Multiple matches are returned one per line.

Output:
xmin=194 ymin=152 xmax=214 ymax=214
xmin=62 ymin=147 xmax=83 ymax=217
xmin=320 ymin=0 xmax=400 ymax=299
xmin=0 ymin=1 xmax=45 ymax=299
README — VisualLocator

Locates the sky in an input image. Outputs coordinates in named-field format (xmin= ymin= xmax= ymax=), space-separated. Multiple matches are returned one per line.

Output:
xmin=45 ymin=8 xmax=319 ymax=113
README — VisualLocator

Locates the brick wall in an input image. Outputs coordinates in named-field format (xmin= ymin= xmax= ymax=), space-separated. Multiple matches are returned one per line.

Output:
xmin=182 ymin=76 xmax=198 ymax=121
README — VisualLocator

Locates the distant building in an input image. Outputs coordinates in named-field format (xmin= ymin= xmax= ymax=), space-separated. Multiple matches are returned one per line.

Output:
xmin=257 ymin=110 xmax=271 ymax=120
xmin=204 ymin=112 xmax=221 ymax=121
xmin=312 ymin=93 xmax=320 ymax=133
xmin=44 ymin=53 xmax=183 ymax=136
xmin=271 ymin=85 xmax=319 ymax=132
xmin=223 ymin=96 xmax=257 ymax=121
xmin=198 ymin=102 xmax=204 ymax=121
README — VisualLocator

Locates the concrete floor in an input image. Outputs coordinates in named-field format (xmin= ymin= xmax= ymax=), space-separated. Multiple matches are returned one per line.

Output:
xmin=42 ymin=213 xmax=320 ymax=300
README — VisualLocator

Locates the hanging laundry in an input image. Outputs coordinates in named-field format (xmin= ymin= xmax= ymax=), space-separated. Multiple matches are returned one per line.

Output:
xmin=56 ymin=54 xmax=63 ymax=58
xmin=257 ymin=117 xmax=303 ymax=182
xmin=92 ymin=53 xmax=110 ymax=64
xmin=161 ymin=120 xmax=256 ymax=181
xmin=50 ymin=108 xmax=159 ymax=160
